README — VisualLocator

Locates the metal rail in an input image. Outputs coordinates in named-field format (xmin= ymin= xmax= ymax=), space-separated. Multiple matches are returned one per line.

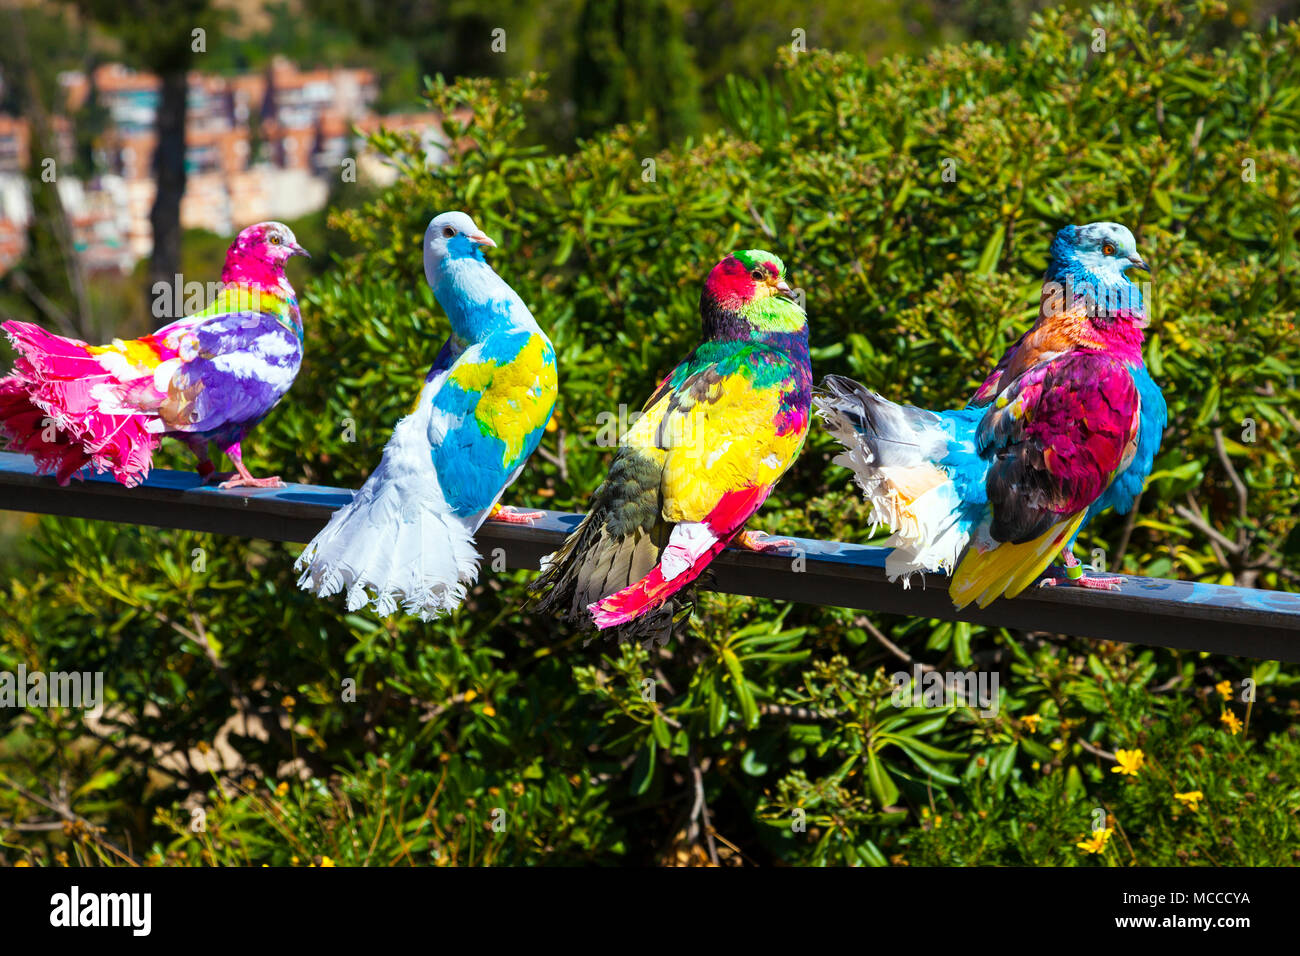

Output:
xmin=2 ymin=452 xmax=1297 ymax=661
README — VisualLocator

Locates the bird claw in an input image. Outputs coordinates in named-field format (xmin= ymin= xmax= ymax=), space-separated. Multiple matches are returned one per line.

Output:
xmin=1075 ymin=575 xmax=1124 ymax=591
xmin=490 ymin=504 xmax=543 ymax=525
xmin=735 ymin=530 xmax=795 ymax=553
xmin=1037 ymin=569 xmax=1123 ymax=592
xmin=218 ymin=474 xmax=285 ymax=490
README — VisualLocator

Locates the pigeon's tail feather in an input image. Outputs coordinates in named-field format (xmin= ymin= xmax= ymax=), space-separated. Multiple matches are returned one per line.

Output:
xmin=294 ymin=408 xmax=480 ymax=621
xmin=814 ymin=374 xmax=981 ymax=582
xmin=586 ymin=485 xmax=765 ymax=631
xmin=0 ymin=321 xmax=157 ymax=486
xmin=586 ymin=522 xmax=728 ymax=631
xmin=949 ymin=512 xmax=1085 ymax=610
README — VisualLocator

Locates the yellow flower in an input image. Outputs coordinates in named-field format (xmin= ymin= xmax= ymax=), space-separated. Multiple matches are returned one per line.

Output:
xmin=281 ymin=695 xmax=296 ymax=710
xmin=1174 ymin=791 xmax=1204 ymax=812
xmin=1112 ymin=749 xmax=1145 ymax=776
xmin=482 ymin=705 xmax=496 ymax=717
xmin=1215 ymin=680 xmax=1234 ymax=701
xmin=462 ymin=689 xmax=477 ymax=703
xmin=1220 ymin=710 xmax=1243 ymax=735
xmin=1020 ymin=714 xmax=1042 ymax=733
xmin=1076 ymin=828 xmax=1113 ymax=854
xmin=14 ymin=860 xmax=30 ymax=867
xmin=275 ymin=781 xmax=289 ymax=797
xmin=320 ymin=856 xmax=336 ymax=867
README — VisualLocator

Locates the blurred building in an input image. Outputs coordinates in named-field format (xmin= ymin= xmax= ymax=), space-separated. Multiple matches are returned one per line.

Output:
xmin=0 ymin=58 xmax=442 ymax=274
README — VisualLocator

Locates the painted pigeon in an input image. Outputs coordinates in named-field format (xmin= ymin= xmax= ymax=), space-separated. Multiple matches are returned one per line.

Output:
xmin=0 ymin=221 xmax=310 ymax=488
xmin=816 ymin=222 xmax=1166 ymax=610
xmin=529 ymin=249 xmax=812 ymax=639
xmin=296 ymin=211 xmax=558 ymax=621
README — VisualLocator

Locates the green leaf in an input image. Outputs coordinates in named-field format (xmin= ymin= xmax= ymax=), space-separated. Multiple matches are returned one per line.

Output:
xmin=976 ymin=224 xmax=1006 ymax=277
xmin=630 ymin=740 xmax=656 ymax=797
xmin=866 ymin=750 xmax=900 ymax=806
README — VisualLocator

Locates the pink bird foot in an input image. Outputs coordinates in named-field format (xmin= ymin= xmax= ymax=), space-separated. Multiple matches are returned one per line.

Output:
xmin=1038 ymin=574 xmax=1124 ymax=591
xmin=1037 ymin=550 xmax=1122 ymax=591
xmin=218 ymin=459 xmax=284 ymax=490
xmin=734 ymin=530 xmax=795 ymax=553
xmin=489 ymin=504 xmax=544 ymax=524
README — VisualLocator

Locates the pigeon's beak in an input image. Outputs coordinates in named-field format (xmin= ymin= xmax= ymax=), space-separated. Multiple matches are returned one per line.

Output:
xmin=1127 ymin=253 xmax=1149 ymax=272
xmin=468 ymin=232 xmax=497 ymax=249
xmin=774 ymin=278 xmax=796 ymax=301
xmin=289 ymin=242 xmax=311 ymax=260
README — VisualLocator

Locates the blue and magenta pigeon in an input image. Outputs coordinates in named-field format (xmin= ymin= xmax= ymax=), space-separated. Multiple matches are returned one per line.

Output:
xmin=816 ymin=222 xmax=1166 ymax=609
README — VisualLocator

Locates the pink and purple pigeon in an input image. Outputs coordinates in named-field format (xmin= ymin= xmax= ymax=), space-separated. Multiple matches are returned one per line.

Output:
xmin=0 ymin=221 xmax=310 ymax=489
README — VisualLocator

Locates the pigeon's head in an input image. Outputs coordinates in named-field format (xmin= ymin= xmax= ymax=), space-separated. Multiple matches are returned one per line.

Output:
xmin=231 ymin=221 xmax=310 ymax=267
xmin=701 ymin=249 xmax=805 ymax=336
xmin=424 ymin=211 xmax=496 ymax=283
xmin=222 ymin=222 xmax=309 ymax=286
xmin=1048 ymin=222 xmax=1148 ymax=284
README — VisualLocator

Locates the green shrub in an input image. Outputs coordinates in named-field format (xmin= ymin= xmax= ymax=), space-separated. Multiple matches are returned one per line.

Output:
xmin=3 ymin=0 xmax=1298 ymax=866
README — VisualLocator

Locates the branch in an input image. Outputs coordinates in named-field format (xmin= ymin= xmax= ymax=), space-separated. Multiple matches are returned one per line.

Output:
xmin=857 ymin=615 xmax=936 ymax=673
xmin=1113 ymin=489 xmax=1143 ymax=568
xmin=1077 ymin=738 xmax=1117 ymax=761
xmin=7 ymin=270 xmax=80 ymax=338
xmin=1212 ymin=427 xmax=1249 ymax=526
xmin=0 ymin=774 xmax=137 ymax=865
xmin=1176 ymin=495 xmax=1240 ymax=558
xmin=686 ymin=745 xmax=719 ymax=865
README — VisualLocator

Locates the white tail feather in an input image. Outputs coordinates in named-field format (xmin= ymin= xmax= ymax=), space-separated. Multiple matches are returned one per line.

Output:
xmin=818 ymin=384 xmax=971 ymax=583
xmin=295 ymin=401 xmax=481 ymax=622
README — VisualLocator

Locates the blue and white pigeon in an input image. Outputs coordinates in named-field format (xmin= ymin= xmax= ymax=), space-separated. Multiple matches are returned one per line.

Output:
xmin=296 ymin=211 xmax=558 ymax=620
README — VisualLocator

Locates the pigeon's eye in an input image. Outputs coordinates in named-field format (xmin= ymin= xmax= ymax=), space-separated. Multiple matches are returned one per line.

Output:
xmin=750 ymin=268 xmax=765 ymax=281
xmin=269 ymin=235 xmax=282 ymax=245
xmin=1102 ymin=242 xmax=1116 ymax=256
xmin=442 ymin=226 xmax=456 ymax=239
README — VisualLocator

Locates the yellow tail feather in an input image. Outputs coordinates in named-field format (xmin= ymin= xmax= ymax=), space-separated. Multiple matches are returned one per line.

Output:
xmin=949 ymin=513 xmax=1086 ymax=610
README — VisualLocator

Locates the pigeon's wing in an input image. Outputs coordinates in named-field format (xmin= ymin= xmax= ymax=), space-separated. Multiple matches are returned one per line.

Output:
xmin=969 ymin=286 xmax=1091 ymax=407
xmin=654 ymin=345 xmax=808 ymax=530
xmin=144 ymin=306 xmax=301 ymax=434
xmin=948 ymin=349 xmax=1141 ymax=608
xmin=428 ymin=328 xmax=558 ymax=519
xmin=527 ymin=352 xmax=691 ymax=626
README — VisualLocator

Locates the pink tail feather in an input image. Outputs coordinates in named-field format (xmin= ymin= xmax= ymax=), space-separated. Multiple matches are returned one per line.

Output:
xmin=0 ymin=321 xmax=158 ymax=486
xmin=588 ymin=486 xmax=771 ymax=630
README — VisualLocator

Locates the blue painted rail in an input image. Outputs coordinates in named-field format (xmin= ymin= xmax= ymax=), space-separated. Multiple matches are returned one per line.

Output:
xmin=1 ymin=451 xmax=1298 ymax=661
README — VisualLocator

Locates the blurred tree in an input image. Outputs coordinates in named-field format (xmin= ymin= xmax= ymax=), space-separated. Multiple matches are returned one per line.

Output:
xmin=72 ymin=0 xmax=223 ymax=302
xmin=69 ymin=65 xmax=109 ymax=181
xmin=1 ymin=6 xmax=90 ymax=339
xmin=573 ymin=0 xmax=701 ymax=142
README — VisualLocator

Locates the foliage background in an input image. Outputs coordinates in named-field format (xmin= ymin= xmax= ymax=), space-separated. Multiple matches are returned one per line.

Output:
xmin=2 ymin=0 xmax=1300 ymax=866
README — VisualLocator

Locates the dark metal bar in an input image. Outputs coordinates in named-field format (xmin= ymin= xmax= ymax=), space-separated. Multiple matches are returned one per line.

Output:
xmin=2 ymin=451 xmax=1298 ymax=661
